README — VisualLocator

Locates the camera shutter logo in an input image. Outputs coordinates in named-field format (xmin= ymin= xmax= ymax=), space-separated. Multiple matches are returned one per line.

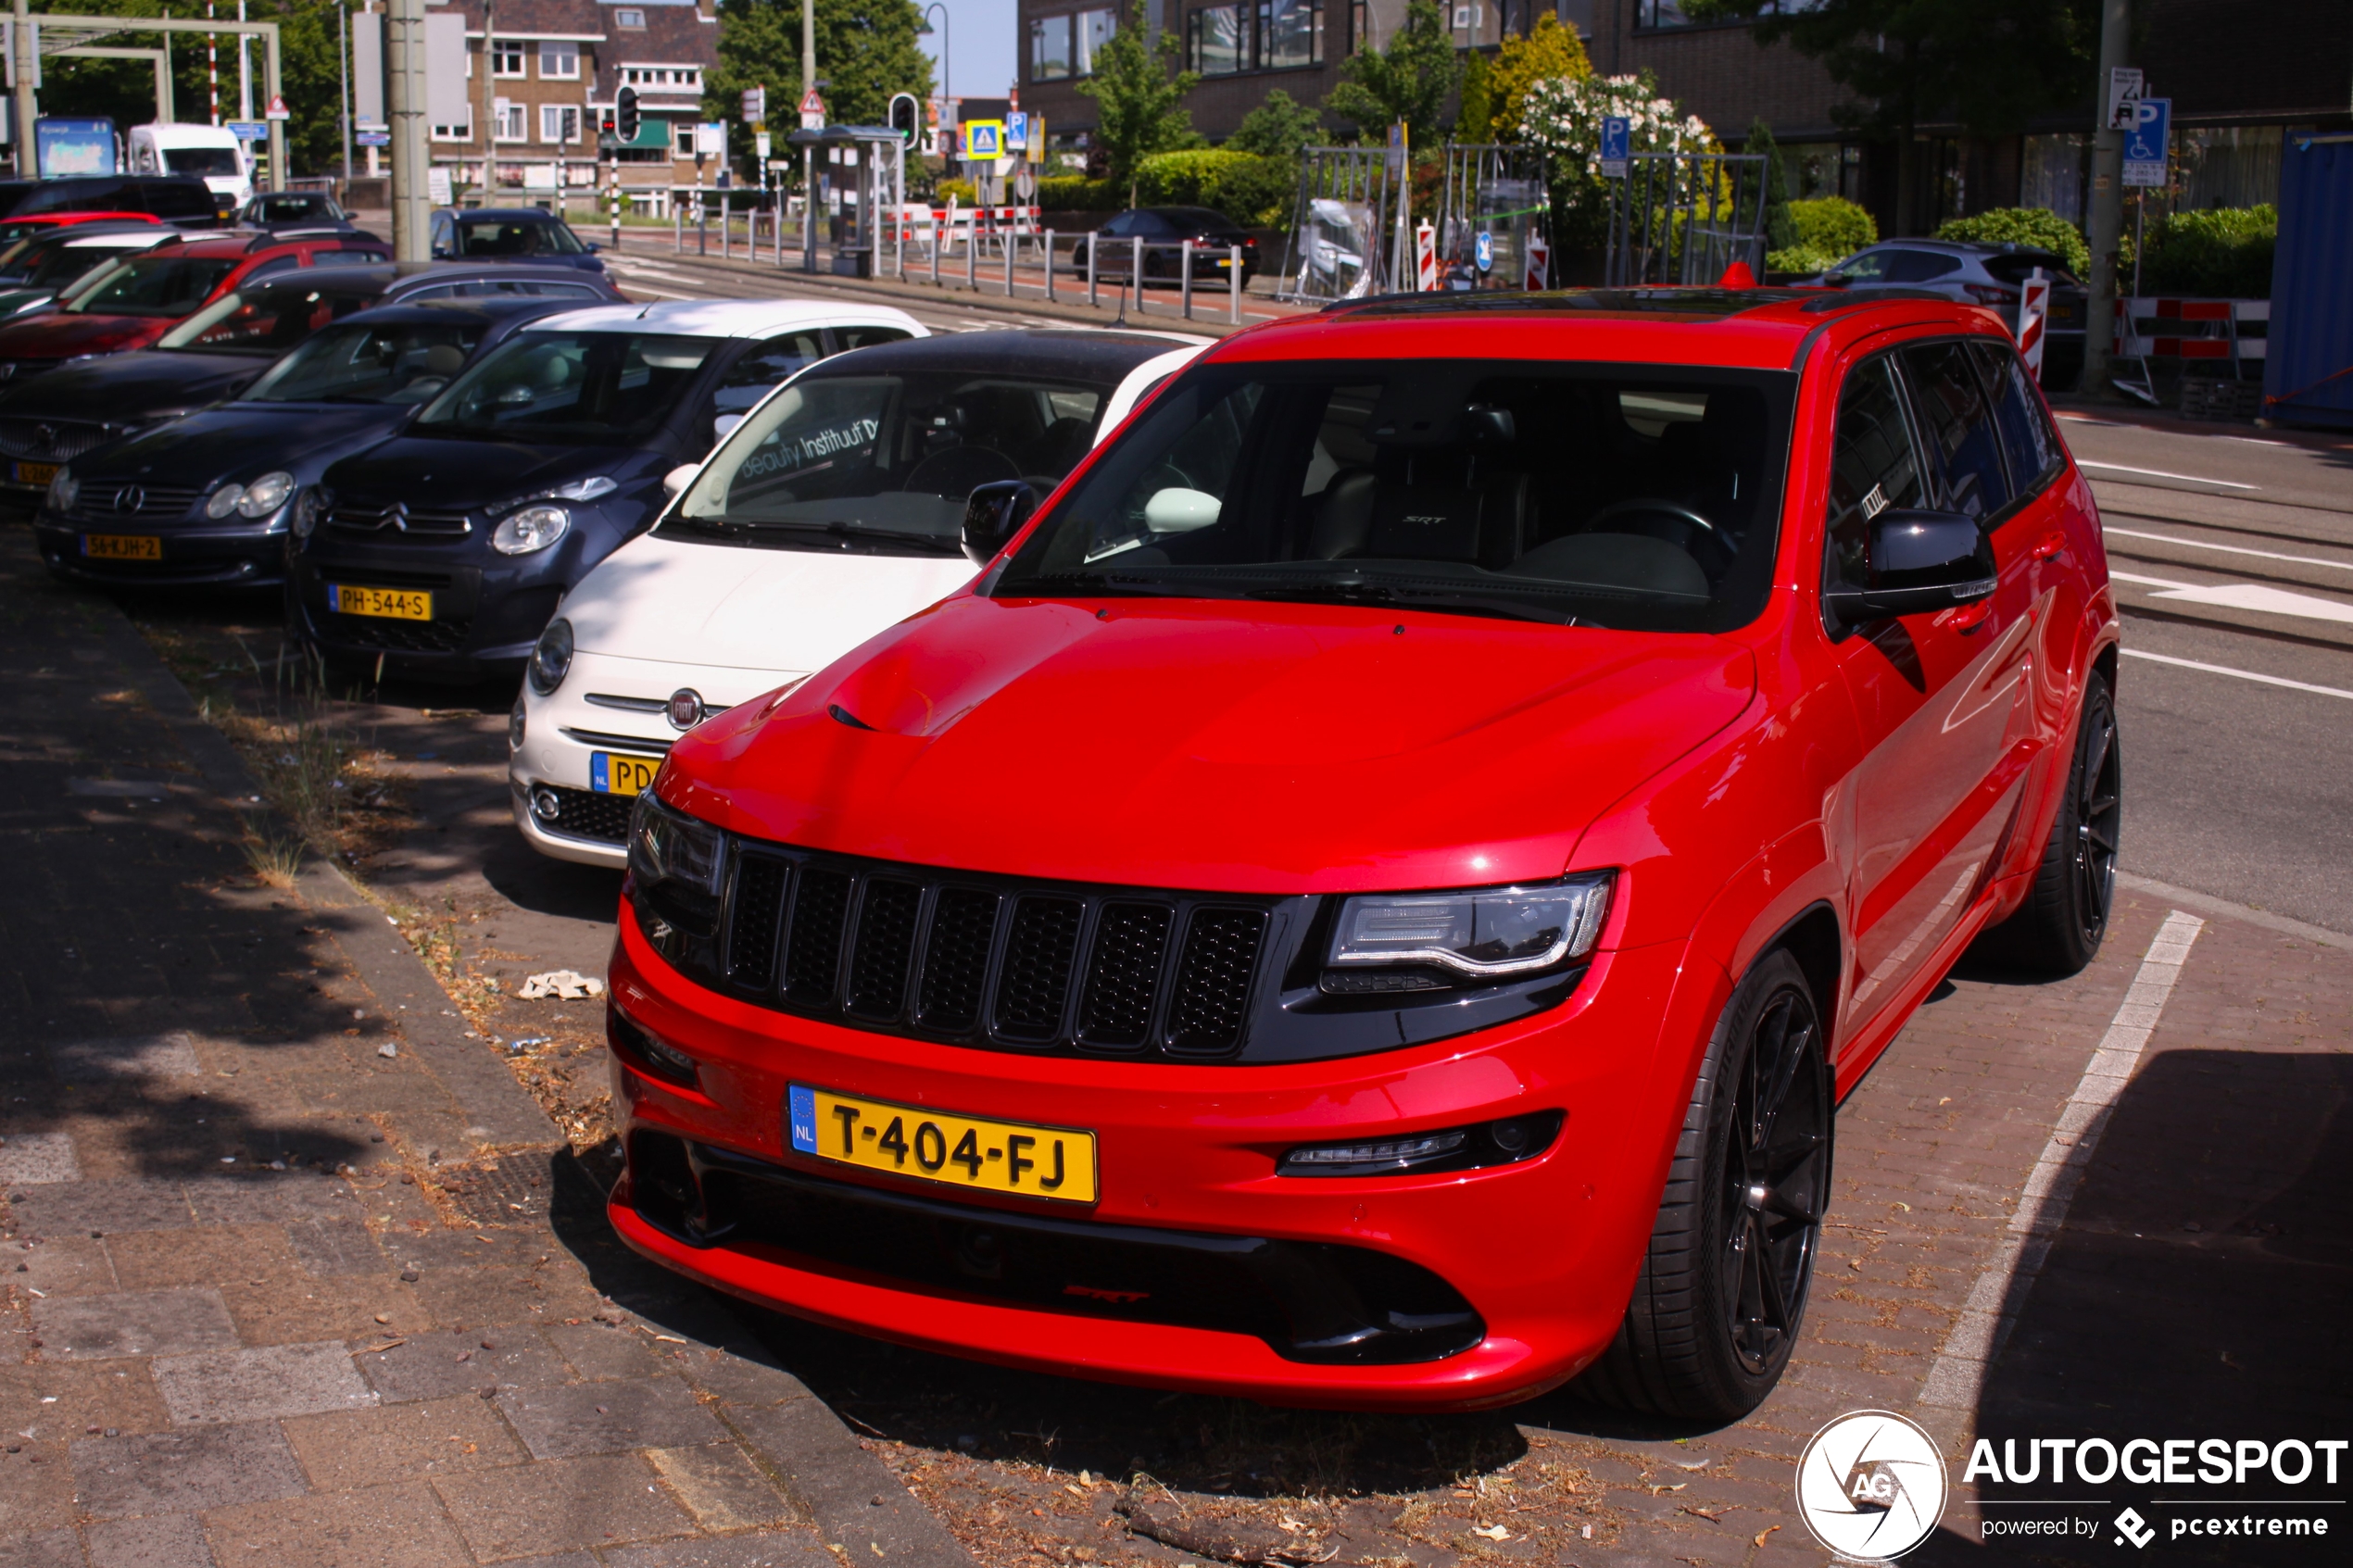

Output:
xmin=1794 ymin=1411 xmax=1948 ymax=1561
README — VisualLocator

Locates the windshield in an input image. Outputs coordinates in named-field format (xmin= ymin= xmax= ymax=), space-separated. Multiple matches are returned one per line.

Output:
xmin=669 ymin=367 xmax=1118 ymax=557
xmin=242 ymin=318 xmax=487 ymax=404
xmin=68 ymin=255 xmax=238 ymax=317
xmin=155 ymin=286 xmax=369 ymax=354
xmin=449 ymin=218 xmax=585 ymax=257
xmin=412 ymin=330 xmax=713 ymax=443
xmin=164 ymin=147 xmax=242 ymax=177
xmin=250 ymin=194 xmax=338 ymax=222
xmin=16 ymin=239 xmax=148 ymax=287
xmin=992 ymin=361 xmax=1795 ymax=632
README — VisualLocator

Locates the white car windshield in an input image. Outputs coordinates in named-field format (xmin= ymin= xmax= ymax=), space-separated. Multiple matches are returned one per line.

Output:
xmin=412 ymin=331 xmax=714 ymax=444
xmin=667 ymin=367 xmax=1118 ymax=557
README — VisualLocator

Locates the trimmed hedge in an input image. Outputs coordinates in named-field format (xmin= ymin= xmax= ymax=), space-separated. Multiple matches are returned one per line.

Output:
xmin=1788 ymin=196 xmax=1876 ymax=260
xmin=1037 ymin=175 xmax=1118 ymax=211
xmin=1136 ymin=149 xmax=1295 ymax=228
xmin=2141 ymin=205 xmax=2275 ymax=298
xmin=1934 ymin=207 xmax=2089 ymax=276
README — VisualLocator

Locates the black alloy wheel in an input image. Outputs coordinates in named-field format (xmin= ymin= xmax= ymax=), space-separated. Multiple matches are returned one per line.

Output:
xmin=1980 ymin=670 xmax=2120 ymax=975
xmin=1577 ymin=948 xmax=1832 ymax=1423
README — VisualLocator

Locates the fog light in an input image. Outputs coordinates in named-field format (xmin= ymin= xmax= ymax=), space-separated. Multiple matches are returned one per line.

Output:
xmin=1278 ymin=1110 xmax=1564 ymax=1178
xmin=531 ymin=785 xmax=560 ymax=821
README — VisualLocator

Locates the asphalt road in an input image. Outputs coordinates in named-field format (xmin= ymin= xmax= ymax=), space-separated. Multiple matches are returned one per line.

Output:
xmin=2056 ymin=411 xmax=2353 ymax=933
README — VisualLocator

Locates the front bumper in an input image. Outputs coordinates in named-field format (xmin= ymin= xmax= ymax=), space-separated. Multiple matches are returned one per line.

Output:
xmin=288 ymin=546 xmax=561 ymax=680
xmin=606 ymin=898 xmax=1696 ymax=1409
xmin=32 ymin=507 xmax=290 ymax=586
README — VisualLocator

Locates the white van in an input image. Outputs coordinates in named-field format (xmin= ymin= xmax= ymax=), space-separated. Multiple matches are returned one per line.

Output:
xmin=126 ymin=124 xmax=252 ymax=210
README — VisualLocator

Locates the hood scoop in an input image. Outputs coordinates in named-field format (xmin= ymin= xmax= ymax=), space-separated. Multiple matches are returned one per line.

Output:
xmin=827 ymin=703 xmax=876 ymax=731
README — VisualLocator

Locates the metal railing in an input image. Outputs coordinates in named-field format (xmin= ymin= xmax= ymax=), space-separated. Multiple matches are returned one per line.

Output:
xmin=1604 ymin=151 xmax=1768 ymax=287
xmin=1277 ymin=146 xmax=1402 ymax=303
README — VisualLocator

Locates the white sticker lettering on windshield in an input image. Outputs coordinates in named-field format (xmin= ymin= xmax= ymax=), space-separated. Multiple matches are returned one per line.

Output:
xmin=737 ymin=417 xmax=881 ymax=480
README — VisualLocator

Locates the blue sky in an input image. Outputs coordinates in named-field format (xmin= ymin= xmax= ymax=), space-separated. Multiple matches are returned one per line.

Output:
xmin=916 ymin=0 xmax=1020 ymax=106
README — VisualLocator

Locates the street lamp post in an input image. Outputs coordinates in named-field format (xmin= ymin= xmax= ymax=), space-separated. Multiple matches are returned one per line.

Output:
xmin=919 ymin=4 xmax=949 ymax=128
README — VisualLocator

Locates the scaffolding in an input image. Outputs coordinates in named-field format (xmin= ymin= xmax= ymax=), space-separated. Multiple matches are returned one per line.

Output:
xmin=1435 ymin=143 xmax=1550 ymax=290
xmin=1276 ymin=145 xmax=1402 ymax=303
xmin=1604 ymin=150 xmax=1768 ymax=287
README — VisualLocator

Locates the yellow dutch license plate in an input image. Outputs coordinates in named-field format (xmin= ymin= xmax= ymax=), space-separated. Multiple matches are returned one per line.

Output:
xmin=591 ymin=752 xmax=661 ymax=797
xmin=14 ymin=460 xmax=57 ymax=486
xmin=328 ymin=583 xmax=433 ymax=621
xmin=789 ymin=1085 xmax=1098 ymax=1204
xmin=82 ymin=533 xmax=162 ymax=560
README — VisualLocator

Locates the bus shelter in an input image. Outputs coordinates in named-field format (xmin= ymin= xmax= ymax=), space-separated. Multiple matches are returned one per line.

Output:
xmin=786 ymin=125 xmax=907 ymax=277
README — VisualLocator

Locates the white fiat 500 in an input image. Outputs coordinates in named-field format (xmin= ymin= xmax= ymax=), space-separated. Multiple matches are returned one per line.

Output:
xmin=510 ymin=328 xmax=1206 ymax=865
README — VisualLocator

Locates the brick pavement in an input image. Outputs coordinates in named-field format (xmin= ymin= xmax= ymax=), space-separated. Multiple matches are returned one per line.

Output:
xmin=0 ymin=550 xmax=973 ymax=1567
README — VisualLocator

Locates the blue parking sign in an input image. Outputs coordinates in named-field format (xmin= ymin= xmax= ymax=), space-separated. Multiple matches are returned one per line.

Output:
xmin=2122 ymin=96 xmax=2170 ymax=187
xmin=1601 ymin=115 xmax=1630 ymax=177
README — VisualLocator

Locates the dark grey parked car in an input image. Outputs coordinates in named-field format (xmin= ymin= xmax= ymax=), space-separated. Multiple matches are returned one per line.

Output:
xmin=1812 ymin=239 xmax=2086 ymax=385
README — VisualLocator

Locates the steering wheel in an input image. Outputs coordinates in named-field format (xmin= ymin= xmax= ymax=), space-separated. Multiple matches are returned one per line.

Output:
xmin=1587 ymin=496 xmax=1722 ymax=541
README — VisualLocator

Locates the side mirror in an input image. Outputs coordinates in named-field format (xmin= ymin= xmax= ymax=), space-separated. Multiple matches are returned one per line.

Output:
xmin=662 ymin=463 xmax=698 ymax=498
xmin=1820 ymin=271 xmax=1854 ymax=288
xmin=962 ymin=480 xmax=1037 ymax=566
xmin=1822 ymin=508 xmax=1994 ymax=631
xmin=585 ymin=241 xmax=603 ymax=253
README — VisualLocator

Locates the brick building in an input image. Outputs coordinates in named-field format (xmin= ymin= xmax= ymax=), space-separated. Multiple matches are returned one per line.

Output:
xmin=417 ymin=0 xmax=722 ymax=217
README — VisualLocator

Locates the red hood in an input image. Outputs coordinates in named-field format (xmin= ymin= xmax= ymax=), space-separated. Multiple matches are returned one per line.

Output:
xmin=666 ymin=595 xmax=1756 ymax=894
xmin=0 ymin=312 xmax=170 ymax=362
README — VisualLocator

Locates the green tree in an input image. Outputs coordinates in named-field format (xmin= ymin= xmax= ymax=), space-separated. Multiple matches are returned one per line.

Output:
xmin=1695 ymin=0 xmax=2095 ymax=235
xmin=1227 ymin=87 xmax=1322 ymax=158
xmin=1747 ymin=118 xmax=1794 ymax=250
xmin=1323 ymin=0 xmax=1457 ymax=149
xmin=1488 ymin=11 xmax=1589 ymax=144
xmin=1456 ymin=50 xmax=1491 ymax=147
xmin=708 ymin=0 xmax=934 ymax=178
xmin=1076 ymin=0 xmax=1199 ymax=207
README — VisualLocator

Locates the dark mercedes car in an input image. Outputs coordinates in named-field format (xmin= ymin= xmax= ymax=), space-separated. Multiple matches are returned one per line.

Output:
xmin=431 ymin=207 xmax=607 ymax=275
xmin=32 ymin=294 xmax=587 ymax=589
xmin=1073 ymin=207 xmax=1260 ymax=286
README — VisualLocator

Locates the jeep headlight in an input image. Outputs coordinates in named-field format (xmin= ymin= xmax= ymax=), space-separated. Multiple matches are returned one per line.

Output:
xmin=492 ymin=504 xmax=570 ymax=556
xmin=627 ymin=790 xmax=724 ymax=935
xmin=1324 ymin=873 xmax=1613 ymax=993
xmin=236 ymin=470 xmax=294 ymax=518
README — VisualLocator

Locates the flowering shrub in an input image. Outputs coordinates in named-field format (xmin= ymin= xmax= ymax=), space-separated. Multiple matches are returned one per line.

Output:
xmin=1516 ymin=73 xmax=1714 ymax=178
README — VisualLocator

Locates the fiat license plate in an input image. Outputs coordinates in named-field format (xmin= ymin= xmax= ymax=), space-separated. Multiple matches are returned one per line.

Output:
xmin=789 ymin=1085 xmax=1098 ymax=1203
xmin=591 ymin=752 xmax=661 ymax=797
xmin=82 ymin=533 xmax=162 ymax=560
xmin=328 ymin=583 xmax=433 ymax=621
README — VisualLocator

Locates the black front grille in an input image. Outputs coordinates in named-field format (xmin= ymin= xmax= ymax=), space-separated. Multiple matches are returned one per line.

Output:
xmin=69 ymin=483 xmax=207 ymax=522
xmin=321 ymin=613 xmax=472 ymax=654
xmin=326 ymin=501 xmax=473 ymax=538
xmin=680 ymin=843 xmax=1282 ymax=1061
xmin=0 ymin=416 xmax=106 ymax=461
xmin=634 ymin=1133 xmax=1486 ymax=1366
xmin=532 ymin=785 xmax=633 ymax=846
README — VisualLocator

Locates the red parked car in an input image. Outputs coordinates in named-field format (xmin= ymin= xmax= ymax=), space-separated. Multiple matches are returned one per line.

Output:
xmin=0 ymin=227 xmax=389 ymax=391
xmin=602 ymin=286 xmax=2120 ymax=1420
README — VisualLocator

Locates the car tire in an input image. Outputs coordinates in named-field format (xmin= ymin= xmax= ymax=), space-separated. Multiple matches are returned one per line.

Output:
xmin=1577 ymin=947 xmax=1831 ymax=1424
xmin=1978 ymin=671 xmax=2120 ymax=975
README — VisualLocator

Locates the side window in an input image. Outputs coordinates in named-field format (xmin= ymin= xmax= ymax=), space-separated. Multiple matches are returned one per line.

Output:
xmin=834 ymin=325 xmax=912 ymax=352
xmin=1831 ymin=250 xmax=1890 ymax=284
xmin=713 ymin=332 xmax=824 ymax=416
xmin=1101 ymin=212 xmax=1132 ymax=237
xmin=244 ymin=255 xmax=304 ymax=282
xmin=1882 ymin=250 xmax=1961 ymax=283
xmin=1968 ymin=339 xmax=2059 ymax=497
xmin=1824 ymin=355 xmax=1927 ymax=591
xmin=1899 ymin=340 xmax=2011 ymax=523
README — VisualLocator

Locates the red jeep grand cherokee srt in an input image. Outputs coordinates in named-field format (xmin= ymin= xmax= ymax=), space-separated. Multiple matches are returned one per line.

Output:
xmin=606 ymin=286 xmax=2119 ymax=1420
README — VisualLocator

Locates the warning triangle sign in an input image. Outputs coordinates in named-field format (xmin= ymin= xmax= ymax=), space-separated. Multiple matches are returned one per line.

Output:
xmin=799 ymin=88 xmax=824 ymax=116
xmin=265 ymin=94 xmax=290 ymax=120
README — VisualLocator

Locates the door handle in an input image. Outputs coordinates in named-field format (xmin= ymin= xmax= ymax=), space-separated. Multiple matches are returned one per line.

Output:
xmin=2032 ymin=529 xmax=2068 ymax=562
xmin=1944 ymin=597 xmax=1996 ymax=633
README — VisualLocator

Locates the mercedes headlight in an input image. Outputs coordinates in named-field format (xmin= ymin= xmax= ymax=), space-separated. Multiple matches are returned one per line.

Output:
xmin=1323 ymin=873 xmax=1613 ymax=993
xmin=493 ymin=503 xmax=570 ymax=555
xmin=44 ymin=467 xmax=76 ymax=513
xmin=291 ymin=486 xmax=325 ymax=540
xmin=205 ymin=482 xmax=244 ymax=519
xmin=627 ymin=790 xmax=724 ymax=935
xmin=526 ymin=616 xmax=573 ymax=696
xmin=236 ymin=470 xmax=293 ymax=518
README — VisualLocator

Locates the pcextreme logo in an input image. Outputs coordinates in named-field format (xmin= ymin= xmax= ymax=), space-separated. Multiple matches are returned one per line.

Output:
xmin=1796 ymin=1411 xmax=1950 ymax=1562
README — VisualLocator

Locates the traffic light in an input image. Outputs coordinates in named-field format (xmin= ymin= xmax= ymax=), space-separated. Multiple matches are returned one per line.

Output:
xmin=889 ymin=93 xmax=918 ymax=145
xmin=616 ymin=86 xmax=640 ymax=144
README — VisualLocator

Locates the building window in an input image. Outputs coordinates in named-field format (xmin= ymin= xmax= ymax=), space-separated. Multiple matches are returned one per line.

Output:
xmin=431 ymin=114 xmax=473 ymax=143
xmin=490 ymin=39 xmax=526 ymax=77
xmin=1030 ymin=14 xmax=1073 ymax=79
xmin=673 ymin=122 xmax=697 ymax=157
xmin=1189 ymin=0 xmax=1317 ymax=74
xmin=1637 ymin=0 xmax=1806 ymax=26
xmin=539 ymin=41 xmax=580 ymax=80
xmin=1350 ymin=0 xmax=1365 ymax=51
xmin=1077 ymin=7 xmax=1115 ymax=71
xmin=614 ymin=8 xmax=647 ymax=27
xmin=623 ymin=66 xmax=699 ymax=88
xmin=494 ymin=100 xmax=528 ymax=141
xmin=542 ymin=104 xmax=582 ymax=144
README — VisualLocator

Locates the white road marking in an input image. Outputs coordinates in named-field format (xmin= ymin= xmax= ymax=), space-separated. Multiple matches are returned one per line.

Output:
xmin=2109 ymin=569 xmax=2353 ymax=624
xmin=2104 ymin=524 xmax=2353 ymax=571
xmin=1919 ymin=910 xmax=2204 ymax=1411
xmin=2119 ymin=647 xmax=2353 ymax=701
xmin=2079 ymin=459 xmax=2259 ymax=490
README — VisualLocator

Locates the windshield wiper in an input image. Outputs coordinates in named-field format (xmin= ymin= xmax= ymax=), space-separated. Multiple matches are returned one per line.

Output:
xmin=999 ymin=570 xmax=1209 ymax=598
xmin=1240 ymin=577 xmax=1576 ymax=625
xmin=698 ymin=518 xmax=963 ymax=552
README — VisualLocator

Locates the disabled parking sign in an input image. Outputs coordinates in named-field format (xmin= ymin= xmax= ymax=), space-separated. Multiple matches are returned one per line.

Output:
xmin=1601 ymin=116 xmax=1630 ymax=179
xmin=2122 ymin=97 xmax=2171 ymax=187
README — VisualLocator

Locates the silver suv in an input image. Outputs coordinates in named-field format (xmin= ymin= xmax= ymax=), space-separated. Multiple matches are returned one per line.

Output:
xmin=1815 ymin=239 xmax=2086 ymax=386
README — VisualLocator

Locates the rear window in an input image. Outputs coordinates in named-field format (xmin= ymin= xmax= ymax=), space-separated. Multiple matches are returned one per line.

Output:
xmin=157 ymin=285 xmax=374 ymax=353
xmin=994 ymin=359 xmax=1797 ymax=633
xmin=137 ymin=180 xmax=221 ymax=220
xmin=1982 ymin=254 xmax=2080 ymax=287
xmin=449 ymin=218 xmax=585 ymax=257
xmin=67 ymin=254 xmax=238 ymax=316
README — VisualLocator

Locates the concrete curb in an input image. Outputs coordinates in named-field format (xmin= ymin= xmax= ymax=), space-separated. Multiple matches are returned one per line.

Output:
xmin=89 ymin=591 xmax=981 ymax=1568
xmin=2116 ymin=870 xmax=2353 ymax=948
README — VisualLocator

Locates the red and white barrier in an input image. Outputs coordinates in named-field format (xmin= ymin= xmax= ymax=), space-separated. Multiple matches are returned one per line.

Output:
xmin=2114 ymin=296 xmax=2270 ymax=363
xmin=2017 ymin=268 xmax=2051 ymax=382
xmin=1415 ymin=220 xmax=1437 ymax=292
xmin=1525 ymin=236 xmax=1550 ymax=292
